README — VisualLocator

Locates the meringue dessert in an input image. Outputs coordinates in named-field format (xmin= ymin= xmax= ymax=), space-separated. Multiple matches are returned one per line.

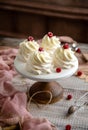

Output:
xmin=17 ymin=36 xmax=39 ymax=62
xmin=26 ymin=47 xmax=53 ymax=75
xmin=41 ymin=32 xmax=61 ymax=55
xmin=16 ymin=32 xmax=78 ymax=75
xmin=53 ymin=43 xmax=78 ymax=69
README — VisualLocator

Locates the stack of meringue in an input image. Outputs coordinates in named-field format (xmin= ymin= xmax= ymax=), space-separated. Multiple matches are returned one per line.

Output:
xmin=16 ymin=32 xmax=78 ymax=75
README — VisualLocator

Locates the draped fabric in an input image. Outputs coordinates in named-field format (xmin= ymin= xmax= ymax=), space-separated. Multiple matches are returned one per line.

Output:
xmin=0 ymin=48 xmax=57 ymax=130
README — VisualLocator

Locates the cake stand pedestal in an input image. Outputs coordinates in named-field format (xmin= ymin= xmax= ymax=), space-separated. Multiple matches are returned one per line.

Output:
xmin=29 ymin=81 xmax=63 ymax=104
xmin=14 ymin=58 xmax=78 ymax=104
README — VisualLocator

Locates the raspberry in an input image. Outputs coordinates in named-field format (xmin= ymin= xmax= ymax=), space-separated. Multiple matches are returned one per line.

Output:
xmin=67 ymin=94 xmax=72 ymax=100
xmin=76 ymin=48 xmax=81 ymax=53
xmin=63 ymin=43 xmax=69 ymax=49
xmin=47 ymin=32 xmax=53 ymax=38
xmin=38 ymin=47 xmax=44 ymax=51
xmin=28 ymin=36 xmax=34 ymax=41
xmin=56 ymin=68 xmax=61 ymax=73
xmin=65 ymin=124 xmax=71 ymax=130
xmin=77 ymin=71 xmax=82 ymax=76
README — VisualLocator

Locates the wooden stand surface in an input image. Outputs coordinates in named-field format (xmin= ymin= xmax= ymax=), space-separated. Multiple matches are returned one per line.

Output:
xmin=29 ymin=81 xmax=63 ymax=104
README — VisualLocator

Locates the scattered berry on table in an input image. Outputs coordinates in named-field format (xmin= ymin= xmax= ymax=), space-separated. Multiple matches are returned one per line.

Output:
xmin=76 ymin=48 xmax=81 ymax=53
xmin=67 ymin=94 xmax=72 ymax=100
xmin=65 ymin=124 xmax=71 ymax=130
xmin=77 ymin=71 xmax=83 ymax=76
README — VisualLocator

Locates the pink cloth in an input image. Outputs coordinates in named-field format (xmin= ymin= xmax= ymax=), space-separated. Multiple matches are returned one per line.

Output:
xmin=0 ymin=48 xmax=57 ymax=130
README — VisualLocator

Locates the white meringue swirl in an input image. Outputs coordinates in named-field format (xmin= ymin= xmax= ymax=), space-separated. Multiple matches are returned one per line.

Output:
xmin=41 ymin=34 xmax=61 ymax=55
xmin=26 ymin=50 xmax=52 ymax=74
xmin=53 ymin=47 xmax=78 ymax=69
xmin=17 ymin=39 xmax=39 ymax=62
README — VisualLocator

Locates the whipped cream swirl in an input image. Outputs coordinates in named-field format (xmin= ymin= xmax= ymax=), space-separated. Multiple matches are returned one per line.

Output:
xmin=53 ymin=47 xmax=78 ymax=69
xmin=17 ymin=39 xmax=39 ymax=62
xmin=41 ymin=34 xmax=61 ymax=55
xmin=26 ymin=50 xmax=52 ymax=74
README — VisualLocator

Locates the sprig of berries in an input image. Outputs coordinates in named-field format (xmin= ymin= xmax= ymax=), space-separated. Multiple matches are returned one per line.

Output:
xmin=28 ymin=36 xmax=34 ymax=41
xmin=47 ymin=32 xmax=53 ymax=38
xmin=38 ymin=47 xmax=44 ymax=51
xmin=63 ymin=43 xmax=69 ymax=49
xmin=56 ymin=67 xmax=61 ymax=73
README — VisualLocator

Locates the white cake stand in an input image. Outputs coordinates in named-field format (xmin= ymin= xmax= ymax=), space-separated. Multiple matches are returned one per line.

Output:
xmin=14 ymin=58 xmax=78 ymax=104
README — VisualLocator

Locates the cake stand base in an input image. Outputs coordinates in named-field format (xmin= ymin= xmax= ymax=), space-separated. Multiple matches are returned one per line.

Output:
xmin=14 ymin=58 xmax=78 ymax=104
xmin=29 ymin=81 xmax=63 ymax=104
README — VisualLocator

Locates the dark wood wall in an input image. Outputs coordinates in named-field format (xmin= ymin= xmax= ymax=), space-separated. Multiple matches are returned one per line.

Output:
xmin=0 ymin=0 xmax=88 ymax=43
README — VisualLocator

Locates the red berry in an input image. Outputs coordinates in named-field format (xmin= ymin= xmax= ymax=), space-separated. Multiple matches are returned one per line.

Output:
xmin=47 ymin=32 xmax=53 ymax=38
xmin=76 ymin=48 xmax=81 ymax=53
xmin=65 ymin=124 xmax=71 ymax=130
xmin=77 ymin=71 xmax=82 ymax=76
xmin=28 ymin=36 xmax=34 ymax=41
xmin=63 ymin=43 xmax=69 ymax=49
xmin=67 ymin=94 xmax=72 ymax=100
xmin=56 ymin=68 xmax=61 ymax=73
xmin=38 ymin=47 xmax=44 ymax=51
